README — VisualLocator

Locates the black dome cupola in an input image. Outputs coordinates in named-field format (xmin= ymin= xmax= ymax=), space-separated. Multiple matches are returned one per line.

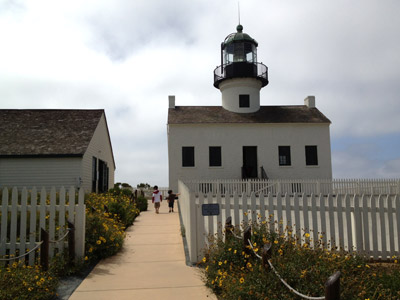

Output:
xmin=214 ymin=25 xmax=268 ymax=89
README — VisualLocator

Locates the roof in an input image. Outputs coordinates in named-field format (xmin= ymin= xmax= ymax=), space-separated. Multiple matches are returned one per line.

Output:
xmin=168 ymin=106 xmax=331 ymax=125
xmin=223 ymin=25 xmax=258 ymax=47
xmin=0 ymin=109 xmax=104 ymax=157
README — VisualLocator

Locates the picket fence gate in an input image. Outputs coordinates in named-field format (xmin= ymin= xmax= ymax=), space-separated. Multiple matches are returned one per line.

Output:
xmin=0 ymin=186 xmax=86 ymax=266
xmin=179 ymin=181 xmax=400 ymax=263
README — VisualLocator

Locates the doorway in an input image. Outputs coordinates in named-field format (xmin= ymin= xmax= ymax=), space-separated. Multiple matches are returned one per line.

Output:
xmin=242 ymin=146 xmax=258 ymax=179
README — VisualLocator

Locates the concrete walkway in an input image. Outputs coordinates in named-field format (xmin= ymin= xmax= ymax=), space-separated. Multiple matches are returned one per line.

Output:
xmin=69 ymin=200 xmax=216 ymax=300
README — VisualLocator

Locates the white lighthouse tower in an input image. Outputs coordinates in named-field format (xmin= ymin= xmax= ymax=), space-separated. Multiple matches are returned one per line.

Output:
xmin=213 ymin=24 xmax=268 ymax=113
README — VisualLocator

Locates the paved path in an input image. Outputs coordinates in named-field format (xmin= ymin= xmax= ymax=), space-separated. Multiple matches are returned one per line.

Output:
xmin=69 ymin=200 xmax=216 ymax=300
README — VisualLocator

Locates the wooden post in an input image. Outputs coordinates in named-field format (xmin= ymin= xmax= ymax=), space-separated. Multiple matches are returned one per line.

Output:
xmin=261 ymin=243 xmax=272 ymax=270
xmin=67 ymin=221 xmax=75 ymax=265
xmin=325 ymin=271 xmax=340 ymax=300
xmin=40 ymin=228 xmax=49 ymax=271
xmin=243 ymin=226 xmax=251 ymax=255
xmin=225 ymin=216 xmax=233 ymax=242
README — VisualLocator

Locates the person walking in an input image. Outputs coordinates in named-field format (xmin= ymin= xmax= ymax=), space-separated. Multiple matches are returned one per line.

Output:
xmin=167 ymin=190 xmax=180 ymax=213
xmin=152 ymin=185 xmax=162 ymax=214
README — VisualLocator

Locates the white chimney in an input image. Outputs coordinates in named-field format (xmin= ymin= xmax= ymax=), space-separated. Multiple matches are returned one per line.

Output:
xmin=169 ymin=95 xmax=175 ymax=109
xmin=304 ymin=96 xmax=315 ymax=108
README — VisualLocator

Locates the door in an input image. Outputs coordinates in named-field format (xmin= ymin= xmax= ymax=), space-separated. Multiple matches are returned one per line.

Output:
xmin=242 ymin=146 xmax=258 ymax=179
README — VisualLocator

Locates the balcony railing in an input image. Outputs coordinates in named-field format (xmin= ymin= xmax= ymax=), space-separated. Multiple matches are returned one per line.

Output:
xmin=214 ymin=62 xmax=268 ymax=88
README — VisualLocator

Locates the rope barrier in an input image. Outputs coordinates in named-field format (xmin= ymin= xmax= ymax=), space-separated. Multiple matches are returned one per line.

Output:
xmin=0 ymin=227 xmax=72 ymax=262
xmin=265 ymin=258 xmax=325 ymax=300
xmin=49 ymin=229 xmax=71 ymax=243
xmin=246 ymin=238 xmax=325 ymax=300
xmin=0 ymin=241 xmax=43 ymax=261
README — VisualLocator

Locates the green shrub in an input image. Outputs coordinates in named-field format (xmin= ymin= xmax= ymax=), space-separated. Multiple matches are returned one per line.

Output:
xmin=201 ymin=219 xmax=400 ymax=300
xmin=0 ymin=262 xmax=58 ymax=300
xmin=85 ymin=211 xmax=125 ymax=262
xmin=84 ymin=193 xmax=140 ymax=262
xmin=135 ymin=196 xmax=148 ymax=212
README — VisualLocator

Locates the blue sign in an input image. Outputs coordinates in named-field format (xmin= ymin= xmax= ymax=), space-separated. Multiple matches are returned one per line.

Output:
xmin=202 ymin=203 xmax=220 ymax=216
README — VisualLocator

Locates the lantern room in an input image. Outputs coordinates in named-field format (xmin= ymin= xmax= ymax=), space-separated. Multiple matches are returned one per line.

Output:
xmin=214 ymin=25 xmax=269 ymax=89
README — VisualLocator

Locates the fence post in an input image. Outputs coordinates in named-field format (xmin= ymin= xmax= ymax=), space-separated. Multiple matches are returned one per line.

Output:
xmin=261 ymin=243 xmax=271 ymax=270
xmin=243 ymin=226 xmax=251 ymax=255
xmin=67 ymin=221 xmax=75 ymax=265
xmin=225 ymin=217 xmax=233 ymax=242
xmin=40 ymin=228 xmax=49 ymax=271
xmin=325 ymin=271 xmax=340 ymax=300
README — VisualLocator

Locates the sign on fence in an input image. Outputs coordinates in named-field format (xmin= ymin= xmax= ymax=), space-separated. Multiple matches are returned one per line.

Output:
xmin=202 ymin=203 xmax=220 ymax=216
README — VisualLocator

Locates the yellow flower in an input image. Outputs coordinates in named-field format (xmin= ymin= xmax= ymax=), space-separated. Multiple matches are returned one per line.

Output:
xmin=85 ymin=256 xmax=88 ymax=261
xmin=239 ymin=277 xmax=244 ymax=284
xmin=305 ymin=233 xmax=310 ymax=238
xmin=202 ymin=257 xmax=207 ymax=263
xmin=234 ymin=249 xmax=237 ymax=254
xmin=96 ymin=240 xmax=101 ymax=245
xmin=274 ymin=240 xmax=278 ymax=244
xmin=218 ymin=261 xmax=222 ymax=266
xmin=205 ymin=266 xmax=209 ymax=272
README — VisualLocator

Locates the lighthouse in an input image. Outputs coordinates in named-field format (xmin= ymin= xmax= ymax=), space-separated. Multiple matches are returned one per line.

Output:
xmin=167 ymin=24 xmax=332 ymax=191
xmin=214 ymin=24 xmax=268 ymax=113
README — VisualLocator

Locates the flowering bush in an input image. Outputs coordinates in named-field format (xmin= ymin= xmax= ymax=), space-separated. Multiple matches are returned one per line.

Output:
xmin=201 ymin=218 xmax=400 ymax=300
xmin=0 ymin=191 xmax=141 ymax=299
xmin=0 ymin=262 xmax=58 ymax=300
xmin=84 ymin=193 xmax=140 ymax=262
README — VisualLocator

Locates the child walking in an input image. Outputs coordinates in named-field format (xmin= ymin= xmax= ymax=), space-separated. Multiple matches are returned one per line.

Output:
xmin=152 ymin=185 xmax=162 ymax=214
xmin=167 ymin=190 xmax=180 ymax=213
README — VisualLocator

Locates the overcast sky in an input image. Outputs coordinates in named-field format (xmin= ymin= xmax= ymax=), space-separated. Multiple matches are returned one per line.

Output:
xmin=1 ymin=0 xmax=400 ymax=187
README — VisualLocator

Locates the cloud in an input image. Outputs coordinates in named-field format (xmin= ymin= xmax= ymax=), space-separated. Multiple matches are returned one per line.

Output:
xmin=1 ymin=0 xmax=400 ymax=186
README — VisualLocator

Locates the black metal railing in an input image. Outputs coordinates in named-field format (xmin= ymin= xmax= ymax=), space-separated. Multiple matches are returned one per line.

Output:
xmin=214 ymin=62 xmax=268 ymax=88
xmin=260 ymin=166 xmax=268 ymax=180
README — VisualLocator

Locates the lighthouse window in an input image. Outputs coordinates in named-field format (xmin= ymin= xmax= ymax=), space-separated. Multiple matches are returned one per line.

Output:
xmin=279 ymin=146 xmax=291 ymax=166
xmin=209 ymin=146 xmax=222 ymax=167
xmin=239 ymin=95 xmax=250 ymax=107
xmin=182 ymin=147 xmax=195 ymax=167
xmin=305 ymin=146 xmax=318 ymax=166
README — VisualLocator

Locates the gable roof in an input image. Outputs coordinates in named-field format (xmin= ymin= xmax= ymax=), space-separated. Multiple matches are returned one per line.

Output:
xmin=0 ymin=109 xmax=104 ymax=157
xmin=168 ymin=105 xmax=331 ymax=124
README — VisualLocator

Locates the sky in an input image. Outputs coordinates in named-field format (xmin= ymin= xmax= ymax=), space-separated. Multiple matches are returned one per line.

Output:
xmin=1 ymin=0 xmax=400 ymax=187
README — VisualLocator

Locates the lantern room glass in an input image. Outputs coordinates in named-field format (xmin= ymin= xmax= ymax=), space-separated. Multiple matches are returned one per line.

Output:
xmin=223 ymin=42 xmax=257 ymax=65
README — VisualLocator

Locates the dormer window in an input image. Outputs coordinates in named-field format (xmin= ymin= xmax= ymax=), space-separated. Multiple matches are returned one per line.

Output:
xmin=239 ymin=94 xmax=250 ymax=107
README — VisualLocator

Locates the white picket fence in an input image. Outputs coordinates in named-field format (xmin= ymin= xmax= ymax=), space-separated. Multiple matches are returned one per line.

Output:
xmin=178 ymin=180 xmax=400 ymax=264
xmin=184 ymin=178 xmax=400 ymax=196
xmin=0 ymin=186 xmax=86 ymax=265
